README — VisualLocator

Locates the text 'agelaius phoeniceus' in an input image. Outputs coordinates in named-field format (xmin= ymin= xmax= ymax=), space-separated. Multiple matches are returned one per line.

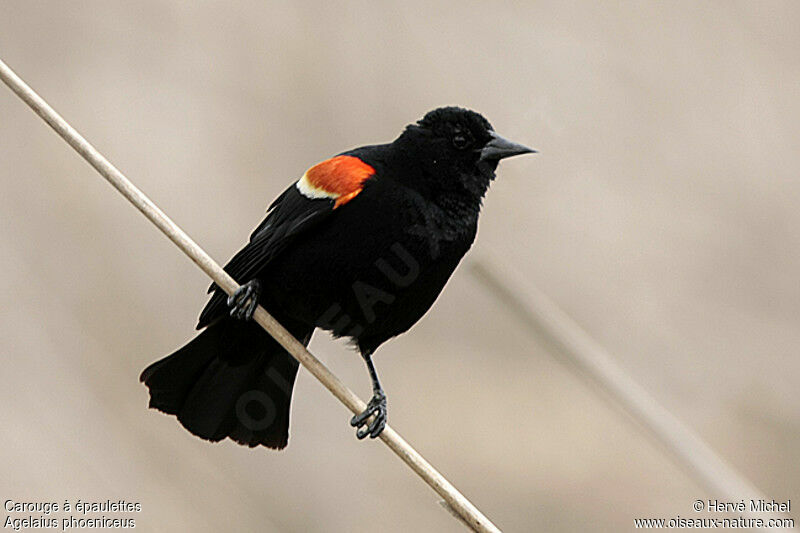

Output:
xmin=140 ymin=107 xmax=534 ymax=449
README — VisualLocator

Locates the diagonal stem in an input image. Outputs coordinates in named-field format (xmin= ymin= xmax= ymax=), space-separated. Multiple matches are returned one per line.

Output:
xmin=0 ymin=57 xmax=502 ymax=533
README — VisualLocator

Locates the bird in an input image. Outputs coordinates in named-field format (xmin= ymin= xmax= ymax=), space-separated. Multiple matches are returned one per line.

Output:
xmin=140 ymin=106 xmax=534 ymax=449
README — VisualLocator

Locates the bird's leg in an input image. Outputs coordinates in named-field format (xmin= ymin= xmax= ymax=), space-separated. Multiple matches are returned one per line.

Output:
xmin=227 ymin=279 xmax=261 ymax=321
xmin=350 ymin=351 xmax=387 ymax=439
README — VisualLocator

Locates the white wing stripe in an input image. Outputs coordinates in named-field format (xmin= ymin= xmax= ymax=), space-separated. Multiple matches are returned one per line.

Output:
xmin=295 ymin=172 xmax=339 ymax=200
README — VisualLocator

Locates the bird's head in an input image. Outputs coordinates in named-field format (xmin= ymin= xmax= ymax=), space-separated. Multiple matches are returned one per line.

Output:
xmin=394 ymin=106 xmax=535 ymax=200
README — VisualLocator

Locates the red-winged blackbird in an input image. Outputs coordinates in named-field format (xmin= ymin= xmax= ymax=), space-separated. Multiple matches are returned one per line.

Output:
xmin=140 ymin=107 xmax=534 ymax=449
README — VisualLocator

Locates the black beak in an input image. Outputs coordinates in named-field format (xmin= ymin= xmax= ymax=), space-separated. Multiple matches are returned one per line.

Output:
xmin=479 ymin=131 xmax=536 ymax=161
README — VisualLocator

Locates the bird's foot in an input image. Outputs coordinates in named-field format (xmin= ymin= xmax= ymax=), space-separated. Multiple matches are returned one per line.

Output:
xmin=350 ymin=390 xmax=387 ymax=439
xmin=227 ymin=280 xmax=261 ymax=320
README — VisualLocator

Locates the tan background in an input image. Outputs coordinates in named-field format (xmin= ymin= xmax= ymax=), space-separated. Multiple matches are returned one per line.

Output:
xmin=1 ymin=2 xmax=798 ymax=531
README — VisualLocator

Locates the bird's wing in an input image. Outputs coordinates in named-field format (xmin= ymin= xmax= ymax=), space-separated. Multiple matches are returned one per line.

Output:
xmin=196 ymin=155 xmax=375 ymax=329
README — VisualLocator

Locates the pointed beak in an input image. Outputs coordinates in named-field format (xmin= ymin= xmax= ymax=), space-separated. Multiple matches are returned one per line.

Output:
xmin=479 ymin=131 xmax=536 ymax=161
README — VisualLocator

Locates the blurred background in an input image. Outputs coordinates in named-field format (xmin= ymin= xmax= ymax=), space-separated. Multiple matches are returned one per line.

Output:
xmin=1 ymin=1 xmax=798 ymax=531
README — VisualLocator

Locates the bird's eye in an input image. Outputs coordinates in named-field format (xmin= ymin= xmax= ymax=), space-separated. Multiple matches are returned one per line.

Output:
xmin=452 ymin=133 xmax=470 ymax=149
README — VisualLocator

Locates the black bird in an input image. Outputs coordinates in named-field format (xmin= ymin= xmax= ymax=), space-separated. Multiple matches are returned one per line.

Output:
xmin=140 ymin=107 xmax=534 ymax=449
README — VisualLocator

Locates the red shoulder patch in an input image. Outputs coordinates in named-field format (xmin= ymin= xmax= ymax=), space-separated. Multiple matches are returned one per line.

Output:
xmin=297 ymin=155 xmax=375 ymax=208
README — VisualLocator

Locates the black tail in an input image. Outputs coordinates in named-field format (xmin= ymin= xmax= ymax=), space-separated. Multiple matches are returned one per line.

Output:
xmin=140 ymin=319 xmax=312 ymax=449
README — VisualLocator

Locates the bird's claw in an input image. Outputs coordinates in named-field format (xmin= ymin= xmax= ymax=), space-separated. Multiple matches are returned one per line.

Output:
xmin=350 ymin=391 xmax=387 ymax=439
xmin=227 ymin=280 xmax=261 ymax=321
